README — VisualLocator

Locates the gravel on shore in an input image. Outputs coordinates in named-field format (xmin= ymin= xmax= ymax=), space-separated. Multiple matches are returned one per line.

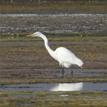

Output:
xmin=0 ymin=14 xmax=107 ymax=35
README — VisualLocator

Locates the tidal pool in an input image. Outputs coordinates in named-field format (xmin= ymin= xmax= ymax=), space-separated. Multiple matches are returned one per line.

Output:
xmin=0 ymin=82 xmax=107 ymax=91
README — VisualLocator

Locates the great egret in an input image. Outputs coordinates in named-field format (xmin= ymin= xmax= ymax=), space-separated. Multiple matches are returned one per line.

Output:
xmin=28 ymin=32 xmax=83 ymax=77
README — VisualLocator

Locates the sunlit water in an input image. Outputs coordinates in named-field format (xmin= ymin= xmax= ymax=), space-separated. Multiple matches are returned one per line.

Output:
xmin=0 ymin=82 xmax=107 ymax=91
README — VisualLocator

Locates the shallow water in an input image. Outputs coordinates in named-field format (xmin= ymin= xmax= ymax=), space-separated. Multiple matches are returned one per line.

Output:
xmin=0 ymin=82 xmax=107 ymax=91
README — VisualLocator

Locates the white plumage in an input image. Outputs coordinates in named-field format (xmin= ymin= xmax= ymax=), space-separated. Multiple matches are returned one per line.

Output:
xmin=54 ymin=47 xmax=83 ymax=68
xmin=28 ymin=32 xmax=84 ymax=77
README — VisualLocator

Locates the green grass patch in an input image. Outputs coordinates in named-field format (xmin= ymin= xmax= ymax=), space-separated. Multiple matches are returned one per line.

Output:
xmin=0 ymin=90 xmax=107 ymax=107
xmin=0 ymin=33 xmax=107 ymax=41
xmin=0 ymin=34 xmax=31 ymax=40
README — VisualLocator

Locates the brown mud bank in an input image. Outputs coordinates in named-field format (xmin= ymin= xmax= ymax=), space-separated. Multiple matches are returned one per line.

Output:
xmin=0 ymin=40 xmax=107 ymax=83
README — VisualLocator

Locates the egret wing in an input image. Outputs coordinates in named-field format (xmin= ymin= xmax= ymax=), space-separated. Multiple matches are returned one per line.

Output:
xmin=55 ymin=47 xmax=77 ymax=63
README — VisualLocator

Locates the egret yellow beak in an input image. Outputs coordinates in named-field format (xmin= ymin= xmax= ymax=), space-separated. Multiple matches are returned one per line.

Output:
xmin=27 ymin=33 xmax=35 ymax=37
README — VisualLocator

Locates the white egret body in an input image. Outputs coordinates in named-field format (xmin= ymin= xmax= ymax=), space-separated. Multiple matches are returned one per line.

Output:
xmin=29 ymin=32 xmax=83 ymax=77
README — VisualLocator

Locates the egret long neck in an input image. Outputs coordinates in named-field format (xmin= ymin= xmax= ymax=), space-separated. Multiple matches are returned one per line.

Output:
xmin=40 ymin=35 xmax=55 ymax=58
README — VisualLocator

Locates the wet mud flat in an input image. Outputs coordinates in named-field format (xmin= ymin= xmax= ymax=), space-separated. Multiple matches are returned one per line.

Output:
xmin=0 ymin=39 xmax=107 ymax=83
xmin=0 ymin=14 xmax=107 ymax=34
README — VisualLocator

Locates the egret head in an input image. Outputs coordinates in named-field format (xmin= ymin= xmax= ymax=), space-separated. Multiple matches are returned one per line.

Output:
xmin=27 ymin=32 xmax=44 ymax=38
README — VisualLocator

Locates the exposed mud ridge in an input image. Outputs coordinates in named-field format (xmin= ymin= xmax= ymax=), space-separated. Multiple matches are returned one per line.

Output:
xmin=0 ymin=14 xmax=107 ymax=34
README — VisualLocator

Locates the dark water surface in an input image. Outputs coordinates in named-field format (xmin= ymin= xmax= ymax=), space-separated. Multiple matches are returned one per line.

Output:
xmin=0 ymin=82 xmax=107 ymax=91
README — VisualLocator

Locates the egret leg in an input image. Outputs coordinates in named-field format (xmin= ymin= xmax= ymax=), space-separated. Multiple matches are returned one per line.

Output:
xmin=71 ymin=69 xmax=73 ymax=77
xmin=61 ymin=67 xmax=65 ymax=78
